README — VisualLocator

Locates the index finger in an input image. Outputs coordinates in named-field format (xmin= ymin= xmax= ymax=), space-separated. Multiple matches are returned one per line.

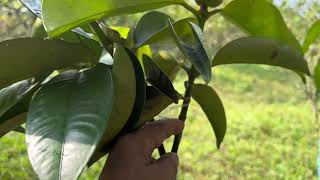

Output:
xmin=133 ymin=119 xmax=184 ymax=156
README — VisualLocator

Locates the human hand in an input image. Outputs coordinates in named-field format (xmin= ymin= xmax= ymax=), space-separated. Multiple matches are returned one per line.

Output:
xmin=99 ymin=119 xmax=184 ymax=180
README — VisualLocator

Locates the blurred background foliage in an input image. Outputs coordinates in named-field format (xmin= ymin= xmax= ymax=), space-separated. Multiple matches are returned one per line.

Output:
xmin=0 ymin=0 xmax=319 ymax=179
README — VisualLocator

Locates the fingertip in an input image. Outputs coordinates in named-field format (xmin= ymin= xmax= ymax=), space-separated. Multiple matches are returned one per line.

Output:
xmin=155 ymin=152 xmax=179 ymax=168
xmin=168 ymin=153 xmax=179 ymax=167
xmin=168 ymin=119 xmax=185 ymax=134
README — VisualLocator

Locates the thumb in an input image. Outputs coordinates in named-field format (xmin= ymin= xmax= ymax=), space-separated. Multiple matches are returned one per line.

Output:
xmin=149 ymin=153 xmax=179 ymax=180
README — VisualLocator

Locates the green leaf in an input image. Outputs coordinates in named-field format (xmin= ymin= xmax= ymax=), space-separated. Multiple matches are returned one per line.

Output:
xmin=42 ymin=0 xmax=184 ymax=37
xmin=154 ymin=51 xmax=181 ymax=81
xmin=213 ymin=37 xmax=310 ymax=75
xmin=135 ymin=86 xmax=173 ymax=128
xmin=137 ymin=18 xmax=197 ymax=47
xmin=0 ymin=79 xmax=36 ymax=116
xmin=111 ymin=26 xmax=131 ymax=39
xmin=122 ymin=48 xmax=147 ymax=131
xmin=89 ymin=45 xmax=137 ymax=165
xmin=168 ymin=20 xmax=212 ymax=83
xmin=32 ymin=20 xmax=103 ymax=58
xmin=0 ymin=38 xmax=100 ymax=89
xmin=143 ymin=55 xmax=178 ymax=103
xmin=192 ymin=84 xmax=226 ymax=149
xmin=314 ymin=63 xmax=320 ymax=90
xmin=0 ymin=79 xmax=38 ymax=137
xmin=222 ymin=0 xmax=302 ymax=52
xmin=135 ymin=11 xmax=173 ymax=47
xmin=20 ymin=0 xmax=94 ymax=39
xmin=26 ymin=64 xmax=113 ymax=180
xmin=137 ymin=45 xmax=153 ymax=66
xmin=303 ymin=20 xmax=320 ymax=53
xmin=19 ymin=0 xmax=42 ymax=17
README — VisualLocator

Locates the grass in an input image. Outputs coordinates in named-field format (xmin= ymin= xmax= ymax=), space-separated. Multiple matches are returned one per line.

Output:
xmin=0 ymin=64 xmax=318 ymax=179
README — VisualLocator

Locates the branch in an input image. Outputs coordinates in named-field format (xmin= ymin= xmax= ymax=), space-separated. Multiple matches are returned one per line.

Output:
xmin=180 ymin=2 xmax=201 ymax=20
xmin=171 ymin=68 xmax=196 ymax=153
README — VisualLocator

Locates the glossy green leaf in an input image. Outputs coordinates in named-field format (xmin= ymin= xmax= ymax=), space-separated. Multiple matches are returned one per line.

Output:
xmin=20 ymin=0 xmax=94 ymax=39
xmin=135 ymin=11 xmax=173 ymax=47
xmin=0 ymin=38 xmax=100 ymax=89
xmin=192 ymin=84 xmax=226 ymax=148
xmin=135 ymin=86 xmax=173 ymax=128
xmin=314 ymin=63 xmax=320 ymax=90
xmin=137 ymin=18 xmax=197 ymax=47
xmin=32 ymin=20 xmax=102 ymax=57
xmin=122 ymin=48 xmax=146 ymax=131
xmin=111 ymin=26 xmax=131 ymax=39
xmin=137 ymin=45 xmax=153 ymax=66
xmin=168 ymin=20 xmax=212 ymax=83
xmin=222 ymin=0 xmax=302 ymax=52
xmin=32 ymin=20 xmax=48 ymax=38
xmin=19 ymin=0 xmax=42 ymax=17
xmin=90 ymin=46 xmax=136 ymax=165
xmin=153 ymin=51 xmax=180 ymax=81
xmin=143 ymin=55 xmax=178 ymax=103
xmin=303 ymin=20 xmax=320 ymax=53
xmin=0 ymin=79 xmax=36 ymax=116
xmin=0 ymin=79 xmax=37 ymax=137
xmin=213 ymin=37 xmax=310 ymax=75
xmin=102 ymin=26 xmax=126 ymax=44
xmin=26 ymin=64 xmax=113 ymax=180
xmin=42 ymin=0 xmax=184 ymax=37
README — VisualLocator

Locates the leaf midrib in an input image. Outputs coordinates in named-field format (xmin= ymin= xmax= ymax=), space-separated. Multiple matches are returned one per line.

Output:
xmin=58 ymin=71 xmax=81 ymax=180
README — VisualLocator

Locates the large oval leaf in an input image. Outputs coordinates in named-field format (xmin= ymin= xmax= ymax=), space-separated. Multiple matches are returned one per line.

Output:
xmin=0 ymin=80 xmax=38 ymax=137
xmin=135 ymin=86 xmax=173 ymax=128
xmin=192 ymin=84 xmax=226 ymax=149
xmin=20 ymin=0 xmax=95 ymax=40
xmin=134 ymin=11 xmax=173 ymax=47
xmin=137 ymin=18 xmax=197 ymax=47
xmin=213 ymin=37 xmax=310 ymax=75
xmin=0 ymin=79 xmax=36 ymax=116
xmin=122 ymin=48 xmax=147 ymax=131
xmin=143 ymin=55 xmax=178 ymax=103
xmin=90 ymin=46 xmax=137 ymax=164
xmin=303 ymin=20 xmax=320 ymax=53
xmin=88 ymin=48 xmax=146 ymax=166
xmin=32 ymin=20 xmax=103 ymax=58
xmin=222 ymin=0 xmax=302 ymax=52
xmin=42 ymin=0 xmax=184 ymax=37
xmin=26 ymin=64 xmax=113 ymax=180
xmin=168 ymin=20 xmax=212 ymax=83
xmin=154 ymin=51 xmax=181 ymax=81
xmin=0 ymin=38 xmax=100 ymax=89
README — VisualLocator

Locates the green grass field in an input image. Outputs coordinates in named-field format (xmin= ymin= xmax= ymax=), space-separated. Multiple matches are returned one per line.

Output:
xmin=0 ymin=64 xmax=318 ymax=179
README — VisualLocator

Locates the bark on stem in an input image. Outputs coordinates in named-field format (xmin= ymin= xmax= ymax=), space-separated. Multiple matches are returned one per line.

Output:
xmin=171 ymin=71 xmax=196 ymax=153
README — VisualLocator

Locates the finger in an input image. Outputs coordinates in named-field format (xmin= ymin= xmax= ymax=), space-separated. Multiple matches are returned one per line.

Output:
xmin=148 ymin=153 xmax=179 ymax=180
xmin=134 ymin=119 xmax=184 ymax=156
